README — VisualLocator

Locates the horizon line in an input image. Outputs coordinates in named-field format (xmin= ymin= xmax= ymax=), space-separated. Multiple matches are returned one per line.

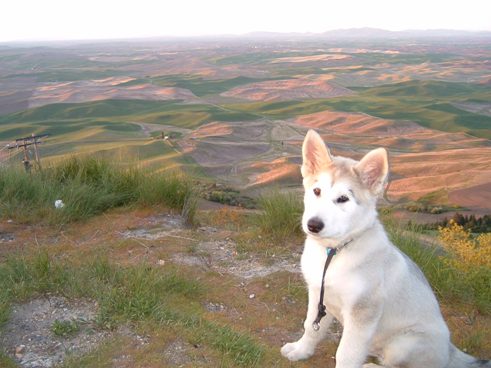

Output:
xmin=2 ymin=27 xmax=491 ymax=45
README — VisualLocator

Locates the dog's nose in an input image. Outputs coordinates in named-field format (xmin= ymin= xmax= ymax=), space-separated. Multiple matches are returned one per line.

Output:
xmin=307 ymin=217 xmax=324 ymax=233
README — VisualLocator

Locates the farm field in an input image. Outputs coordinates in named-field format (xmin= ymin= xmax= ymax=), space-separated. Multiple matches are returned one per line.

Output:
xmin=1 ymin=36 xmax=490 ymax=215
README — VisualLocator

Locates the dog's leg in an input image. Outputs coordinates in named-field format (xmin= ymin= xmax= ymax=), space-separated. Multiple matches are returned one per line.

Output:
xmin=335 ymin=313 xmax=381 ymax=368
xmin=281 ymin=286 xmax=333 ymax=361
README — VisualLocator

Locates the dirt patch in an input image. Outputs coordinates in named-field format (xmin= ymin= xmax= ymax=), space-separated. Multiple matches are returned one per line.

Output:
xmin=247 ymin=157 xmax=300 ymax=187
xmin=448 ymin=182 xmax=491 ymax=211
xmin=189 ymin=122 xmax=233 ymax=139
xmin=28 ymin=77 xmax=199 ymax=109
xmin=172 ymin=239 xmax=300 ymax=279
xmin=179 ymin=121 xmax=272 ymax=180
xmin=0 ymin=296 xmax=108 ymax=368
xmin=119 ymin=214 xmax=187 ymax=241
xmin=271 ymin=54 xmax=351 ymax=63
xmin=221 ymin=78 xmax=353 ymax=102
xmin=162 ymin=338 xmax=209 ymax=366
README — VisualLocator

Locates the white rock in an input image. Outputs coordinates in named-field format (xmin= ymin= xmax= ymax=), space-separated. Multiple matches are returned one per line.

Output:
xmin=54 ymin=200 xmax=65 ymax=209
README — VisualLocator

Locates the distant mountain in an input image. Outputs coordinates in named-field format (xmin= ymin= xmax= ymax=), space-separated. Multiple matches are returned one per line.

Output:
xmin=322 ymin=27 xmax=491 ymax=39
xmin=242 ymin=28 xmax=491 ymax=40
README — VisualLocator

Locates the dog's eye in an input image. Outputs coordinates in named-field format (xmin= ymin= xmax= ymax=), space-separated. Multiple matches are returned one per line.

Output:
xmin=336 ymin=195 xmax=349 ymax=203
xmin=313 ymin=188 xmax=321 ymax=196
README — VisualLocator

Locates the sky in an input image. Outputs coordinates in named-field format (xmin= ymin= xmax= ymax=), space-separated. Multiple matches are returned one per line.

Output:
xmin=1 ymin=0 xmax=491 ymax=42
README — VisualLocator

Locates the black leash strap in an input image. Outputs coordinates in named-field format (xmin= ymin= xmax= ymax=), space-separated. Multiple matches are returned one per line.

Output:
xmin=312 ymin=247 xmax=337 ymax=331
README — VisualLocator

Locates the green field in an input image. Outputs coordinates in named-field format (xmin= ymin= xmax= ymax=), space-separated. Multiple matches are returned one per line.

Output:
xmin=223 ymin=80 xmax=491 ymax=138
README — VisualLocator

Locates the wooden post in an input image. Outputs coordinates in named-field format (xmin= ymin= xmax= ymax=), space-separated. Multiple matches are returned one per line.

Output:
xmin=32 ymin=134 xmax=42 ymax=169
xmin=8 ymin=133 xmax=49 ymax=172
xmin=21 ymin=143 xmax=32 ymax=173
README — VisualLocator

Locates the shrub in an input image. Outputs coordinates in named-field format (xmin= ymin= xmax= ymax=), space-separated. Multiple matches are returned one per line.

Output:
xmin=438 ymin=220 xmax=491 ymax=270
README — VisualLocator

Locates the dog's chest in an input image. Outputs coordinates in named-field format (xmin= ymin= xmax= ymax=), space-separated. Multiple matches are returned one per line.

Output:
xmin=301 ymin=241 xmax=367 ymax=313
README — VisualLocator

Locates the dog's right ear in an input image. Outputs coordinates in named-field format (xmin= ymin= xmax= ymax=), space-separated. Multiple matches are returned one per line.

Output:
xmin=301 ymin=130 xmax=332 ymax=178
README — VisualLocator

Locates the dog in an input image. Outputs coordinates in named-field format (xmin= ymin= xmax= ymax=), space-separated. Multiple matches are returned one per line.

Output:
xmin=281 ymin=130 xmax=490 ymax=368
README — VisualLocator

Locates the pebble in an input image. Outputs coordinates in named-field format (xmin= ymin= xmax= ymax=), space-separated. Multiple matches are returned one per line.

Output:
xmin=249 ymin=293 xmax=255 ymax=299
xmin=15 ymin=345 xmax=25 ymax=354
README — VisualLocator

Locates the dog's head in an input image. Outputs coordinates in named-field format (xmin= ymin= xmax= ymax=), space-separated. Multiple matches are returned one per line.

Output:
xmin=301 ymin=129 xmax=388 ymax=242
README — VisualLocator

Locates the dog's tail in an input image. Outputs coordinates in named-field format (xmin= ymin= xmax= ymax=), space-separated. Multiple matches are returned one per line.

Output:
xmin=447 ymin=344 xmax=491 ymax=368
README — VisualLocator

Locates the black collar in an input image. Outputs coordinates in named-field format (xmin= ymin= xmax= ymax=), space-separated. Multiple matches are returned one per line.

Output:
xmin=312 ymin=238 xmax=353 ymax=331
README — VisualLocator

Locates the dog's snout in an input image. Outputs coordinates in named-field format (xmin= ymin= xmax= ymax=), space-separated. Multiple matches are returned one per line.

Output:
xmin=307 ymin=217 xmax=324 ymax=233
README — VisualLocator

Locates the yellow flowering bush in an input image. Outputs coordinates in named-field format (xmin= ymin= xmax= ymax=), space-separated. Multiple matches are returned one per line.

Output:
xmin=438 ymin=220 xmax=491 ymax=271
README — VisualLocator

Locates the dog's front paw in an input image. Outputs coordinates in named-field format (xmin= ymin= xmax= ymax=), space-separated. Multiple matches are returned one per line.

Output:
xmin=281 ymin=341 xmax=314 ymax=361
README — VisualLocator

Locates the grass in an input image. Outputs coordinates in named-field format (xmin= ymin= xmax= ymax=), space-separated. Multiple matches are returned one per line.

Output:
xmin=0 ymin=352 xmax=17 ymax=368
xmin=224 ymin=80 xmax=491 ymax=139
xmin=149 ymin=75 xmax=286 ymax=97
xmin=0 ymin=156 xmax=195 ymax=224
xmin=255 ymin=190 xmax=303 ymax=242
xmin=51 ymin=319 xmax=80 ymax=337
xmin=382 ymin=212 xmax=491 ymax=314
xmin=0 ymin=99 xmax=259 ymax=134
xmin=0 ymin=252 xmax=263 ymax=366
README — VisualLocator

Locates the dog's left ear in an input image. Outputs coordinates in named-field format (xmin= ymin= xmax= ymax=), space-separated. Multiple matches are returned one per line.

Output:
xmin=354 ymin=148 xmax=389 ymax=194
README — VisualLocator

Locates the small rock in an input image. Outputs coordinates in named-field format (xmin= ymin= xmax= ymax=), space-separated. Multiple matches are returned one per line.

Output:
xmin=15 ymin=345 xmax=26 ymax=354
xmin=7 ymin=219 xmax=13 ymax=223
xmin=157 ymin=259 xmax=165 ymax=266
xmin=249 ymin=293 xmax=255 ymax=299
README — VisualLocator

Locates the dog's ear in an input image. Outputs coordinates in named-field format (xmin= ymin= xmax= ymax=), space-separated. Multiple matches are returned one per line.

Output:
xmin=301 ymin=130 xmax=332 ymax=178
xmin=354 ymin=148 xmax=389 ymax=194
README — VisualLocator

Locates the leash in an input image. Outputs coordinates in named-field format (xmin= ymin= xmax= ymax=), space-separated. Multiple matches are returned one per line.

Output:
xmin=312 ymin=239 xmax=353 ymax=331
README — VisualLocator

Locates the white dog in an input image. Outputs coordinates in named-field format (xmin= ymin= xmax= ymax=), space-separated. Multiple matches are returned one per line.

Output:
xmin=281 ymin=130 xmax=489 ymax=368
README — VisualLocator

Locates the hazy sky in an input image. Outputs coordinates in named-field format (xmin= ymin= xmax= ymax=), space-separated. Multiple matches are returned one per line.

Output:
xmin=2 ymin=0 xmax=491 ymax=42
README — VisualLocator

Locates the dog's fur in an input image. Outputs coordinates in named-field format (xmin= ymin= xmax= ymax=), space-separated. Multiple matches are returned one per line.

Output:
xmin=281 ymin=130 xmax=490 ymax=368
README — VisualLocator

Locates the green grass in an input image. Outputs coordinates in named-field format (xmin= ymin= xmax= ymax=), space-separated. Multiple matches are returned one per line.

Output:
xmin=225 ymin=80 xmax=491 ymax=138
xmin=5 ymin=69 xmax=128 ymax=82
xmin=0 ymin=253 xmax=264 ymax=366
xmin=149 ymin=75 xmax=286 ymax=97
xmin=0 ymin=352 xmax=17 ymax=368
xmin=383 ymin=212 xmax=491 ymax=314
xmin=0 ymin=99 xmax=259 ymax=140
xmin=51 ymin=319 xmax=81 ymax=337
xmin=255 ymin=190 xmax=303 ymax=242
xmin=0 ymin=156 xmax=195 ymax=224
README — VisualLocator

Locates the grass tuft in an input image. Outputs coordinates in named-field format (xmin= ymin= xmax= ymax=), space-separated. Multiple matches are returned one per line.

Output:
xmin=51 ymin=319 xmax=80 ymax=337
xmin=255 ymin=190 xmax=303 ymax=242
